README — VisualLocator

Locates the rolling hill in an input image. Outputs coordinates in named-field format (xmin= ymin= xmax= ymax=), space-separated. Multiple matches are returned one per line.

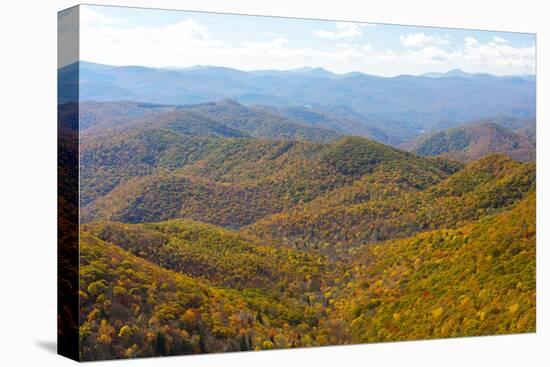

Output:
xmin=78 ymin=227 xmax=339 ymax=360
xmin=78 ymin=100 xmax=342 ymax=206
xmin=82 ymin=219 xmax=328 ymax=291
xmin=65 ymin=61 xmax=536 ymax=142
xmin=81 ymin=136 xmax=459 ymax=228
xmin=244 ymin=154 xmax=535 ymax=258
xmin=79 ymin=99 xmax=340 ymax=143
xmin=69 ymin=90 xmax=537 ymax=360
xmin=255 ymin=104 xmax=397 ymax=145
xmin=77 ymin=188 xmax=536 ymax=359
xmin=178 ymin=99 xmax=340 ymax=142
xmin=407 ymin=122 xmax=535 ymax=162
xmin=340 ymin=192 xmax=536 ymax=342
xmin=79 ymin=101 xmax=177 ymax=131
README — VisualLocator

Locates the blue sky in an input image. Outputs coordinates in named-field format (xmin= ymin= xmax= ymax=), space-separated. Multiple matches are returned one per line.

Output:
xmin=78 ymin=5 xmax=536 ymax=76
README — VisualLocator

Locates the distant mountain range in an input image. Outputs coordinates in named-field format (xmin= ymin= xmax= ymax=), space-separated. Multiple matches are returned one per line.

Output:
xmin=61 ymin=61 xmax=536 ymax=143
xmin=421 ymin=69 xmax=477 ymax=78
xmin=421 ymin=68 xmax=535 ymax=81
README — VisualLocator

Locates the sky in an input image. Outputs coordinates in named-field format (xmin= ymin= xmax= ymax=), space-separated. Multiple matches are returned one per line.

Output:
xmin=75 ymin=5 xmax=536 ymax=76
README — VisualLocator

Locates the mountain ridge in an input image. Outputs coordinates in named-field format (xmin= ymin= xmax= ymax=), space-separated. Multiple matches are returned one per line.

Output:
xmin=406 ymin=121 xmax=535 ymax=162
xmin=65 ymin=61 xmax=536 ymax=142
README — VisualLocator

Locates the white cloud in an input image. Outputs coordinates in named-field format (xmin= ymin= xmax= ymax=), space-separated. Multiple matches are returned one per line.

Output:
xmin=394 ymin=36 xmax=535 ymax=73
xmin=80 ymin=6 xmax=127 ymax=26
xmin=400 ymin=33 xmax=450 ymax=48
xmin=239 ymin=37 xmax=295 ymax=59
xmin=464 ymin=36 xmax=480 ymax=48
xmin=81 ymin=17 xmax=226 ymax=67
xmin=313 ymin=22 xmax=366 ymax=40
xmin=353 ymin=35 xmax=535 ymax=75
xmin=233 ymin=38 xmax=375 ymax=69
xmin=492 ymin=36 xmax=509 ymax=44
xmin=405 ymin=46 xmax=453 ymax=64
xmin=81 ymin=13 xmax=378 ymax=72
xmin=79 ymin=7 xmax=535 ymax=76
xmin=462 ymin=36 xmax=535 ymax=71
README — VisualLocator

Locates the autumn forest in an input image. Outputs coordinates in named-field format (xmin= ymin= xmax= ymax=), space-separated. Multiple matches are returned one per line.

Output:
xmin=56 ymin=8 xmax=537 ymax=355
xmin=56 ymin=74 xmax=536 ymax=360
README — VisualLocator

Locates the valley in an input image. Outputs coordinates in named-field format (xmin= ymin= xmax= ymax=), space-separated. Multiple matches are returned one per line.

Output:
xmin=65 ymin=94 xmax=536 ymax=359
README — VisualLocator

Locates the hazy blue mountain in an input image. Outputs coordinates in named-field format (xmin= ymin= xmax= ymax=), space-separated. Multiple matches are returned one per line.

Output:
xmin=422 ymin=68 xmax=535 ymax=81
xmin=254 ymin=104 xmax=397 ymax=145
xmin=64 ymin=61 xmax=535 ymax=141
xmin=519 ymin=74 xmax=536 ymax=82
xmin=79 ymin=101 xmax=177 ymax=131
xmin=421 ymin=69 xmax=482 ymax=78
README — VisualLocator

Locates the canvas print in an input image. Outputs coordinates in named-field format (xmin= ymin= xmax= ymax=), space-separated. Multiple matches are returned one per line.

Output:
xmin=58 ymin=5 xmax=536 ymax=361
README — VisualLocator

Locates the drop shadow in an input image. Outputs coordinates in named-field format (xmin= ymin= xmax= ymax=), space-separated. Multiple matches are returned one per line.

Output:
xmin=36 ymin=340 xmax=57 ymax=354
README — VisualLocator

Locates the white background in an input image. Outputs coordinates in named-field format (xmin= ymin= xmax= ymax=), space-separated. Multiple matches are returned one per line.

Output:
xmin=0 ymin=0 xmax=547 ymax=365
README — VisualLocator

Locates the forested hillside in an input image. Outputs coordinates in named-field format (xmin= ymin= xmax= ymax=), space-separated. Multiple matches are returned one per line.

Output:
xmin=78 ymin=100 xmax=341 ymax=207
xmin=245 ymin=155 xmax=534 ymax=257
xmin=255 ymin=104 xmax=397 ymax=145
xmin=340 ymin=193 xmax=536 ymax=342
xmin=77 ymin=188 xmax=535 ymax=359
xmin=407 ymin=122 xmax=535 ymax=162
xmin=73 ymin=97 xmax=536 ymax=360
xmin=79 ymin=231 xmax=340 ymax=360
xmin=81 ymin=135 xmax=459 ymax=227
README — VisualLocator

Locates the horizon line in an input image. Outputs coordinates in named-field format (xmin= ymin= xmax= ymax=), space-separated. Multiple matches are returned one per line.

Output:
xmin=68 ymin=60 xmax=536 ymax=78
